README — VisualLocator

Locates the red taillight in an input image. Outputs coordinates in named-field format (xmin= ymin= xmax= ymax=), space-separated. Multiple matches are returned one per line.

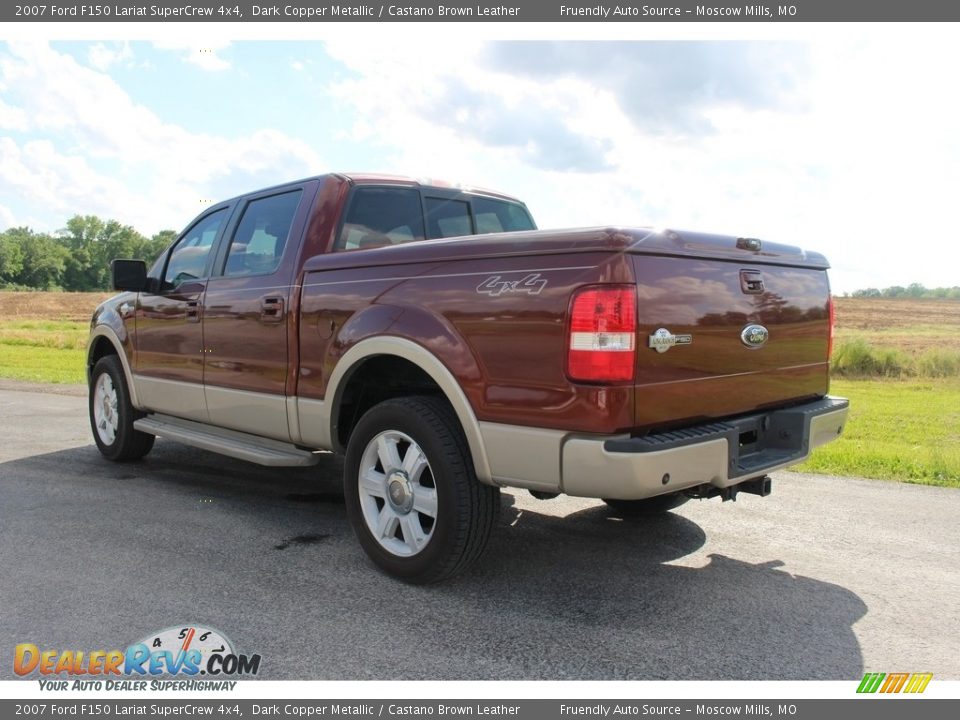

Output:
xmin=828 ymin=295 xmax=836 ymax=359
xmin=567 ymin=286 xmax=636 ymax=382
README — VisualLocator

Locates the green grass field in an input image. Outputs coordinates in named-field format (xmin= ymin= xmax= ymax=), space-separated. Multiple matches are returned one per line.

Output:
xmin=1 ymin=294 xmax=958 ymax=488
xmin=0 ymin=319 xmax=88 ymax=383
xmin=794 ymin=378 xmax=960 ymax=487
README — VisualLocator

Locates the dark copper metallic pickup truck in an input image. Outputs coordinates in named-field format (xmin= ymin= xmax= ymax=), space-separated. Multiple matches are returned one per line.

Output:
xmin=88 ymin=173 xmax=849 ymax=582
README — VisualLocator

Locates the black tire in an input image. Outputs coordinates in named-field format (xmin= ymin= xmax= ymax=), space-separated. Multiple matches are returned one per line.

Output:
xmin=602 ymin=492 xmax=689 ymax=517
xmin=343 ymin=396 xmax=500 ymax=584
xmin=89 ymin=355 xmax=155 ymax=462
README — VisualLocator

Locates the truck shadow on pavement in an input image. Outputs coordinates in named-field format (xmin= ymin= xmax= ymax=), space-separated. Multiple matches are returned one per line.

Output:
xmin=0 ymin=440 xmax=866 ymax=681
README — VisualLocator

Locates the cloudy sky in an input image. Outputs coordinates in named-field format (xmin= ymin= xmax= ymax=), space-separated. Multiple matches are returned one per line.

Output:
xmin=1 ymin=27 xmax=957 ymax=294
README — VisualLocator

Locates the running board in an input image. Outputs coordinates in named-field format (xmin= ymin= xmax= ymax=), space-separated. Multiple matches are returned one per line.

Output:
xmin=134 ymin=414 xmax=321 ymax=467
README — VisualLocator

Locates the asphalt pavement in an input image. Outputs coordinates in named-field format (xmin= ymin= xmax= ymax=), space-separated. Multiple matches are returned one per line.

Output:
xmin=1 ymin=386 xmax=958 ymax=680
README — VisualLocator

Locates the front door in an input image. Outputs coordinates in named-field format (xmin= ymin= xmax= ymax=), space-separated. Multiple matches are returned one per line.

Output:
xmin=135 ymin=207 xmax=230 ymax=422
xmin=202 ymin=185 xmax=313 ymax=440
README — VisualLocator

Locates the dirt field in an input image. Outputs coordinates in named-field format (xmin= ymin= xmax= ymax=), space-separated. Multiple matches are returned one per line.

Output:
xmin=0 ymin=292 xmax=111 ymax=322
xmin=834 ymin=297 xmax=960 ymax=354
xmin=1 ymin=292 xmax=958 ymax=351
xmin=836 ymin=297 xmax=960 ymax=330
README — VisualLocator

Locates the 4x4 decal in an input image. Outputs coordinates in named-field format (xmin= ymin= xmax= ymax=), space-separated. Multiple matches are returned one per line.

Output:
xmin=477 ymin=273 xmax=548 ymax=297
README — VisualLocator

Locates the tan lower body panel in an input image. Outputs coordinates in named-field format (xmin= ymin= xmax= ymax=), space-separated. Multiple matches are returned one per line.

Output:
xmin=134 ymin=376 xmax=208 ymax=423
xmin=297 ymin=397 xmax=331 ymax=450
xmin=562 ymin=437 xmax=730 ymax=500
xmin=481 ymin=398 xmax=849 ymax=500
xmin=478 ymin=422 xmax=564 ymax=493
xmin=204 ymin=384 xmax=290 ymax=442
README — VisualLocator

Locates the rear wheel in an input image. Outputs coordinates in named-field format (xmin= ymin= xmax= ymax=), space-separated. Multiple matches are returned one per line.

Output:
xmin=343 ymin=396 xmax=499 ymax=583
xmin=89 ymin=355 xmax=154 ymax=461
xmin=602 ymin=492 xmax=689 ymax=517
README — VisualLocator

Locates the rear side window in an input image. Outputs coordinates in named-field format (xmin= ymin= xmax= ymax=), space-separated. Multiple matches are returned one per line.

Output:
xmin=224 ymin=190 xmax=302 ymax=277
xmin=336 ymin=187 xmax=425 ymax=251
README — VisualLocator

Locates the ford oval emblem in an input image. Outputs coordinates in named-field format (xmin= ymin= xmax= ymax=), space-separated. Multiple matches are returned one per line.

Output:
xmin=741 ymin=324 xmax=769 ymax=349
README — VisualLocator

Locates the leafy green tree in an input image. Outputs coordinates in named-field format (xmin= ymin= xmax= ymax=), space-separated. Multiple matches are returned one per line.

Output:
xmin=1 ymin=227 xmax=69 ymax=289
xmin=59 ymin=215 xmax=149 ymax=291
xmin=0 ymin=232 xmax=25 ymax=282
xmin=141 ymin=229 xmax=177 ymax=266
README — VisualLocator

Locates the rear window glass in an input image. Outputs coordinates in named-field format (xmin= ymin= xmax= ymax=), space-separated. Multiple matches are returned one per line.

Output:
xmin=336 ymin=187 xmax=425 ymax=251
xmin=425 ymin=198 xmax=472 ymax=239
xmin=335 ymin=186 xmax=536 ymax=251
xmin=473 ymin=197 xmax=535 ymax=234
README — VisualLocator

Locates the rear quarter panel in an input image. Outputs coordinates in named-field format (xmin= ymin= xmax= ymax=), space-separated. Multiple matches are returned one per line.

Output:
xmin=297 ymin=250 xmax=637 ymax=434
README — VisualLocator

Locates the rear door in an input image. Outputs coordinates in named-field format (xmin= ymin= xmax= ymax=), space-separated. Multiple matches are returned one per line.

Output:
xmin=201 ymin=181 xmax=316 ymax=440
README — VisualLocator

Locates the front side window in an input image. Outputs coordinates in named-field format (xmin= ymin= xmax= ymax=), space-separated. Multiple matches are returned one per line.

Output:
xmin=163 ymin=209 xmax=227 ymax=289
xmin=336 ymin=187 xmax=426 ymax=251
xmin=224 ymin=190 xmax=302 ymax=277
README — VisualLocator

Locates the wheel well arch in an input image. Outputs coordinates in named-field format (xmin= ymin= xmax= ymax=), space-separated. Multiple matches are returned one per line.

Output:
xmin=88 ymin=335 xmax=119 ymax=371
xmin=333 ymin=355 xmax=442 ymax=450
xmin=86 ymin=328 xmax=141 ymax=408
xmin=322 ymin=337 xmax=493 ymax=484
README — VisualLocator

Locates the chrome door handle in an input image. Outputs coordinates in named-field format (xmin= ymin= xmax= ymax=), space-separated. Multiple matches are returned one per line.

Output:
xmin=186 ymin=300 xmax=201 ymax=323
xmin=260 ymin=296 xmax=284 ymax=323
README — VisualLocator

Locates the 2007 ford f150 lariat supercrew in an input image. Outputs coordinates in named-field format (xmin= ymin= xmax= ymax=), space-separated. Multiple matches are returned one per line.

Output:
xmin=88 ymin=173 xmax=849 ymax=582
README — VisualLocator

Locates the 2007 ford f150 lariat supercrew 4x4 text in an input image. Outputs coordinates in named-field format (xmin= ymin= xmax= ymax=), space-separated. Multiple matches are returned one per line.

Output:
xmin=88 ymin=173 xmax=849 ymax=582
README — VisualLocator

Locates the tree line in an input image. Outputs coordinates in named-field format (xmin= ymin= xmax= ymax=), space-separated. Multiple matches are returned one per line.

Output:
xmin=2 ymin=215 xmax=958 ymax=298
xmin=849 ymin=284 xmax=960 ymax=300
xmin=0 ymin=216 xmax=176 ymax=292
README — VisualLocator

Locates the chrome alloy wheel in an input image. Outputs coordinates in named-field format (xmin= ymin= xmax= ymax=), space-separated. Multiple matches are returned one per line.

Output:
xmin=357 ymin=430 xmax=438 ymax=557
xmin=93 ymin=372 xmax=120 ymax=446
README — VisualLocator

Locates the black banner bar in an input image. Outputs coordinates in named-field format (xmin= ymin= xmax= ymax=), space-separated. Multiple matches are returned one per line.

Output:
xmin=5 ymin=0 xmax=960 ymax=23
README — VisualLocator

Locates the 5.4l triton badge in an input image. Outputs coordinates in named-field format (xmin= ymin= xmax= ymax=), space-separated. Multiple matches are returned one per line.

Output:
xmin=741 ymin=324 xmax=770 ymax=348
xmin=648 ymin=328 xmax=693 ymax=353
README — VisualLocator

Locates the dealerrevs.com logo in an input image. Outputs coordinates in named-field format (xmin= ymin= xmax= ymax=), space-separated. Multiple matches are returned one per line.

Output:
xmin=857 ymin=672 xmax=933 ymax=694
xmin=15 ymin=625 xmax=261 ymax=690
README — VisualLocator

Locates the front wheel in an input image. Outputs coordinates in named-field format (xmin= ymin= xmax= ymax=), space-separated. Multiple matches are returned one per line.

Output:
xmin=343 ymin=396 xmax=500 ymax=584
xmin=89 ymin=355 xmax=155 ymax=461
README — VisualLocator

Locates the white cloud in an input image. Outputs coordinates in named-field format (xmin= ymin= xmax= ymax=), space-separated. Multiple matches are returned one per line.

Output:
xmin=2 ymin=36 xmax=958 ymax=292
xmin=0 ymin=96 xmax=28 ymax=131
xmin=151 ymin=40 xmax=231 ymax=71
xmin=0 ymin=202 xmax=16 ymax=229
xmin=324 ymin=37 xmax=960 ymax=293
xmin=0 ymin=42 xmax=323 ymax=234
xmin=87 ymin=42 xmax=133 ymax=71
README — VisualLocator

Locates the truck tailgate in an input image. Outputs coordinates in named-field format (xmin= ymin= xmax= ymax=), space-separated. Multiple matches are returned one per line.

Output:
xmin=630 ymin=238 xmax=832 ymax=432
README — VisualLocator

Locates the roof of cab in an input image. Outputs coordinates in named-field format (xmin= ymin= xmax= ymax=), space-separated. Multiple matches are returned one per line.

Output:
xmin=336 ymin=172 xmax=522 ymax=203
xmin=215 ymin=172 xmax=524 ymax=208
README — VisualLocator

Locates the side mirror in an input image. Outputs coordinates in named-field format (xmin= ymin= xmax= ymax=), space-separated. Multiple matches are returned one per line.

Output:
xmin=111 ymin=259 xmax=148 ymax=292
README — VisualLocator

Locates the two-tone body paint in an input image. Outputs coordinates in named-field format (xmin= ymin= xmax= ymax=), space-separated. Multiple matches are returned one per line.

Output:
xmin=297 ymin=224 xmax=833 ymax=437
xmin=88 ymin=292 xmax=137 ymax=381
xmin=297 ymin=247 xmax=636 ymax=434
xmin=90 ymin=173 xmax=836 ymax=454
